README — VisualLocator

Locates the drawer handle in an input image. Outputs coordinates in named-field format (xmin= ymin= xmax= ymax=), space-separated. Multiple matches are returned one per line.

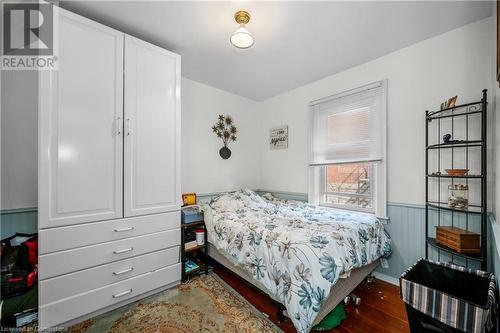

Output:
xmin=112 ymin=289 xmax=132 ymax=298
xmin=113 ymin=267 xmax=134 ymax=276
xmin=114 ymin=227 xmax=135 ymax=232
xmin=113 ymin=247 xmax=134 ymax=254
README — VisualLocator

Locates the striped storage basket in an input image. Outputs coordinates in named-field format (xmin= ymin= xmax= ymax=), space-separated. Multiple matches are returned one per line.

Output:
xmin=400 ymin=258 xmax=496 ymax=333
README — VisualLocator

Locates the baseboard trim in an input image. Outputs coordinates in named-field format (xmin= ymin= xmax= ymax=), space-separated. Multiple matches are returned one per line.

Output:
xmin=373 ymin=271 xmax=399 ymax=286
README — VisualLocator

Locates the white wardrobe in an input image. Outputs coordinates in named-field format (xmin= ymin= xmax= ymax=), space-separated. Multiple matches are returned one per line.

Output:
xmin=38 ymin=7 xmax=181 ymax=329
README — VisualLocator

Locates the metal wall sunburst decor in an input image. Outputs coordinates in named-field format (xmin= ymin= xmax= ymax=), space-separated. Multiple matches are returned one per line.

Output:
xmin=211 ymin=115 xmax=237 ymax=159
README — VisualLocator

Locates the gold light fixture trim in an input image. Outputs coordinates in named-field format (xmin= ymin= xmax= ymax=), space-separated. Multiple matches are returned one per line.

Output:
xmin=230 ymin=10 xmax=254 ymax=49
xmin=234 ymin=10 xmax=250 ymax=25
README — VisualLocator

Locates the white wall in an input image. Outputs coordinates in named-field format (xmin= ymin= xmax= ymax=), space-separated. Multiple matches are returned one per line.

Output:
xmin=1 ymin=71 xmax=38 ymax=210
xmin=259 ymin=17 xmax=495 ymax=206
xmin=181 ymin=78 xmax=260 ymax=195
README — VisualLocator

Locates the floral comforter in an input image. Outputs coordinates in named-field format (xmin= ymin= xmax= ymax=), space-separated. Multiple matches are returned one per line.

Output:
xmin=202 ymin=189 xmax=391 ymax=333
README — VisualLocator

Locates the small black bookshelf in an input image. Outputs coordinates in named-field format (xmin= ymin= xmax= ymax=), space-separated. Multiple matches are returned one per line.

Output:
xmin=181 ymin=220 xmax=209 ymax=282
xmin=425 ymin=89 xmax=487 ymax=270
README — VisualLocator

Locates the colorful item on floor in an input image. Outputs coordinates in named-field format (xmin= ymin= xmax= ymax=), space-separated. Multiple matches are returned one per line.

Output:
xmin=312 ymin=304 xmax=346 ymax=331
xmin=1 ymin=233 xmax=38 ymax=328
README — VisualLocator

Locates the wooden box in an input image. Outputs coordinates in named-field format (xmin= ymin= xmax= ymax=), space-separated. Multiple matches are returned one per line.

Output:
xmin=435 ymin=226 xmax=480 ymax=254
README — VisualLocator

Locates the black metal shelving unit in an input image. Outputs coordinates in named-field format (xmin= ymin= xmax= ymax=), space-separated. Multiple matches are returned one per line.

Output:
xmin=425 ymin=89 xmax=487 ymax=270
xmin=181 ymin=220 xmax=209 ymax=282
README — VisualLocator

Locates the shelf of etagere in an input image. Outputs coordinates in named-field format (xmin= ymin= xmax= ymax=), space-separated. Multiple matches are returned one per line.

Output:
xmin=426 ymin=202 xmax=483 ymax=215
xmin=426 ymin=101 xmax=483 ymax=121
xmin=426 ymin=140 xmax=484 ymax=150
xmin=426 ymin=174 xmax=483 ymax=179
xmin=426 ymin=237 xmax=485 ymax=261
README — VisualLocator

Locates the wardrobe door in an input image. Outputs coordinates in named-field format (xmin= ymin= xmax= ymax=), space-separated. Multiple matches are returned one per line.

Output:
xmin=124 ymin=35 xmax=181 ymax=217
xmin=39 ymin=8 xmax=124 ymax=228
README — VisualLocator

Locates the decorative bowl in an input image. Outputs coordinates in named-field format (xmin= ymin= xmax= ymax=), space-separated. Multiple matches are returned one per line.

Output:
xmin=445 ymin=169 xmax=469 ymax=176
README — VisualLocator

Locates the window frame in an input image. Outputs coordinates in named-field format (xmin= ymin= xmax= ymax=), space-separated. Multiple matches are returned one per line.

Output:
xmin=308 ymin=80 xmax=387 ymax=218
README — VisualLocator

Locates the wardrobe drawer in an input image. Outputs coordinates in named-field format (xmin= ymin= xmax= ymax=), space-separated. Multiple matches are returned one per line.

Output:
xmin=40 ymin=211 xmax=180 ymax=254
xmin=39 ymin=263 xmax=181 ymax=329
xmin=39 ymin=229 xmax=180 ymax=280
xmin=40 ymin=246 xmax=179 ymax=305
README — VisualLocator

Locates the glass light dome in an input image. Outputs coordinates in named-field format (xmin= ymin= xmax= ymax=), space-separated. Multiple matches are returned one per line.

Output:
xmin=230 ymin=25 xmax=254 ymax=49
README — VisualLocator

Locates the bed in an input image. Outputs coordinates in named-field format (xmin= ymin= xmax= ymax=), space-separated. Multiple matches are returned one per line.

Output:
xmin=202 ymin=189 xmax=392 ymax=333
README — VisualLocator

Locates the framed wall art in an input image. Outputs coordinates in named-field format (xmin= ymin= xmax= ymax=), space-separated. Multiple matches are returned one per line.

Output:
xmin=270 ymin=126 xmax=288 ymax=150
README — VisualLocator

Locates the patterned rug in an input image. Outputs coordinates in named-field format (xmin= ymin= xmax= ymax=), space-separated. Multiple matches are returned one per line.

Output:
xmin=69 ymin=273 xmax=281 ymax=333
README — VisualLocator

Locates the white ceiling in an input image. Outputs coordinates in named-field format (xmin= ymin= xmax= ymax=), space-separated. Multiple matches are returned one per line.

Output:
xmin=60 ymin=1 xmax=492 ymax=101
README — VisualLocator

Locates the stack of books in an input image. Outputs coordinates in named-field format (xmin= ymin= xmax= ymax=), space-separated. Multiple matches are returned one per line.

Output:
xmin=181 ymin=205 xmax=204 ymax=224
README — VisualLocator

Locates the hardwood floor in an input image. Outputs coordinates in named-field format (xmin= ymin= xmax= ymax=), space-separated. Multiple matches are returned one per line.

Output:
xmin=213 ymin=264 xmax=410 ymax=333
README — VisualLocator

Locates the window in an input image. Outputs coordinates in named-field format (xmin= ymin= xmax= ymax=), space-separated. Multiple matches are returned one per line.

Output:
xmin=322 ymin=163 xmax=374 ymax=212
xmin=309 ymin=81 xmax=387 ymax=216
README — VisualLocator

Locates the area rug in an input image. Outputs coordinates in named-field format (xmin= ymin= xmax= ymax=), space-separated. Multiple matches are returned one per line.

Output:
xmin=69 ymin=273 xmax=281 ymax=333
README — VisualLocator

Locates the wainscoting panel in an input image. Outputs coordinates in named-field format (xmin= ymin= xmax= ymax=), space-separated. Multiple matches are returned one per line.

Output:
xmin=1 ymin=208 xmax=38 ymax=239
xmin=378 ymin=204 xmax=488 ymax=277
xmin=376 ymin=203 xmax=426 ymax=279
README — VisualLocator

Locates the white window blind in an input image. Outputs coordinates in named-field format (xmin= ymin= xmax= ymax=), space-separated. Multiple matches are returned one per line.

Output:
xmin=310 ymin=81 xmax=386 ymax=166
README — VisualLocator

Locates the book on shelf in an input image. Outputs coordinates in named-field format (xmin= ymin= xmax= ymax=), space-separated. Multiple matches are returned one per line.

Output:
xmin=184 ymin=259 xmax=200 ymax=273
xmin=185 ymin=240 xmax=198 ymax=251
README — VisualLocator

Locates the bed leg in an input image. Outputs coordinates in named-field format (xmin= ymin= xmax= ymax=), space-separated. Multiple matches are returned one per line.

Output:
xmin=344 ymin=293 xmax=362 ymax=306
xmin=366 ymin=273 xmax=376 ymax=283
xmin=277 ymin=305 xmax=286 ymax=323
xmin=350 ymin=293 xmax=362 ymax=306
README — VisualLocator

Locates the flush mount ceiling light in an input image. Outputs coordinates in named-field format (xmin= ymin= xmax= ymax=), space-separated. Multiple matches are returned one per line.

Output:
xmin=230 ymin=10 xmax=254 ymax=49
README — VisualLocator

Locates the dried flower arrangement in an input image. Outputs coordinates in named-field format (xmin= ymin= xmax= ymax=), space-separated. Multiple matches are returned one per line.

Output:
xmin=211 ymin=115 xmax=237 ymax=159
